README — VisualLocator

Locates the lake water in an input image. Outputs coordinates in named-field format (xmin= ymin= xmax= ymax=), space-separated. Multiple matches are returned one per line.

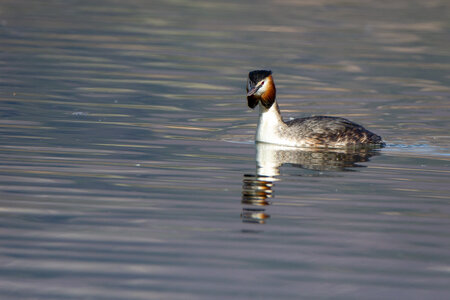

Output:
xmin=0 ymin=0 xmax=449 ymax=299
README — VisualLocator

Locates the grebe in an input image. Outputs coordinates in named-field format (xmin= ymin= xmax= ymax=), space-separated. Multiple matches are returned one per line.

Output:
xmin=246 ymin=70 xmax=384 ymax=148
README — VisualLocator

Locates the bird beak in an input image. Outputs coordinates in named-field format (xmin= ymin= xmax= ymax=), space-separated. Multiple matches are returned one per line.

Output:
xmin=247 ymin=84 xmax=261 ymax=97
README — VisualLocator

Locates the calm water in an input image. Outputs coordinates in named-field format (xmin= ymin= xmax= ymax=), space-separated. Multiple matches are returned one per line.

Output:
xmin=1 ymin=0 xmax=449 ymax=299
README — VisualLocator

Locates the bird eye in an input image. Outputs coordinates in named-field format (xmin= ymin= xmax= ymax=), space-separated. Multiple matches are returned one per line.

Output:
xmin=260 ymin=81 xmax=265 ymax=86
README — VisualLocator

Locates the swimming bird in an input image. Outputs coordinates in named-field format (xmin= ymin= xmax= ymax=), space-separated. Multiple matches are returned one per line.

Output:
xmin=246 ymin=70 xmax=384 ymax=148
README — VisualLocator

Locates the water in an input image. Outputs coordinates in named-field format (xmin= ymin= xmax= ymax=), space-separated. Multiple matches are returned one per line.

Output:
xmin=1 ymin=0 xmax=449 ymax=299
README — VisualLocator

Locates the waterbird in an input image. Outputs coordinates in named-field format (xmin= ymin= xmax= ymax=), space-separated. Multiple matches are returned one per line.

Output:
xmin=246 ymin=70 xmax=384 ymax=148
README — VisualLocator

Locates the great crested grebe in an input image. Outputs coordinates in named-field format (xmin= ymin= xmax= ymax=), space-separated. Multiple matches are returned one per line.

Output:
xmin=246 ymin=70 xmax=384 ymax=148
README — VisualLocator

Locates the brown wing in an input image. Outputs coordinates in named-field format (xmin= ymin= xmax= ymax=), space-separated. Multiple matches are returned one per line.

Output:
xmin=285 ymin=116 xmax=384 ymax=146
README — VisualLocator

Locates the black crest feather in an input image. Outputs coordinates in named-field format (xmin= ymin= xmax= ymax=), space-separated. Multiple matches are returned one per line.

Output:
xmin=248 ymin=70 xmax=272 ymax=84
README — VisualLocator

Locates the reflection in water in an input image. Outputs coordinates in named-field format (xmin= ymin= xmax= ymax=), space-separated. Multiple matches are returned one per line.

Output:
xmin=241 ymin=143 xmax=379 ymax=223
xmin=241 ymin=174 xmax=273 ymax=224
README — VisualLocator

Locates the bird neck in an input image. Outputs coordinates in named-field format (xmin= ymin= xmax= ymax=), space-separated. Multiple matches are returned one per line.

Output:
xmin=256 ymin=100 xmax=287 ymax=143
xmin=259 ymin=100 xmax=284 ymax=123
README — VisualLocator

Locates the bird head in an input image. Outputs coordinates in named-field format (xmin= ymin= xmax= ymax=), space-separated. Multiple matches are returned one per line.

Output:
xmin=246 ymin=70 xmax=276 ymax=109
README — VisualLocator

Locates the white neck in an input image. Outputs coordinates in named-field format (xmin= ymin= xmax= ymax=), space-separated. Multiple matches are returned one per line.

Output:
xmin=255 ymin=101 xmax=287 ymax=144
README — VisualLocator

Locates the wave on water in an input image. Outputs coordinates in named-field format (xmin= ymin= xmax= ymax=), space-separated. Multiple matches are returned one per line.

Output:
xmin=384 ymin=143 xmax=450 ymax=157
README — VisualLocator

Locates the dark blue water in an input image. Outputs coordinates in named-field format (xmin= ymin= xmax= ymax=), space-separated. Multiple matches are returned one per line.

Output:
xmin=0 ymin=0 xmax=449 ymax=299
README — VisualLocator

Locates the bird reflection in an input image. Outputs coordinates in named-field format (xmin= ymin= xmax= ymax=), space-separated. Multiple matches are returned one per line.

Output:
xmin=241 ymin=174 xmax=273 ymax=224
xmin=241 ymin=143 xmax=380 ymax=224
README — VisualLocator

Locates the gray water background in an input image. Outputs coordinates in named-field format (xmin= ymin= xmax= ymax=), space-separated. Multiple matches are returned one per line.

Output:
xmin=0 ymin=0 xmax=449 ymax=299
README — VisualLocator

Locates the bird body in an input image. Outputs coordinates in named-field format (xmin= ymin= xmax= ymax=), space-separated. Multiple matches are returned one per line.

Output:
xmin=246 ymin=70 xmax=384 ymax=148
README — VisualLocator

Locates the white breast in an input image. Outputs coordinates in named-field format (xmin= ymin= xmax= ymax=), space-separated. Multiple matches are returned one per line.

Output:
xmin=255 ymin=102 xmax=288 ymax=145
xmin=255 ymin=101 xmax=316 ymax=147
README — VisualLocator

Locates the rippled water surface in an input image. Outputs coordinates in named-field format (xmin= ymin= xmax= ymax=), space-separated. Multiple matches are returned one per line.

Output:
xmin=1 ymin=0 xmax=449 ymax=299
